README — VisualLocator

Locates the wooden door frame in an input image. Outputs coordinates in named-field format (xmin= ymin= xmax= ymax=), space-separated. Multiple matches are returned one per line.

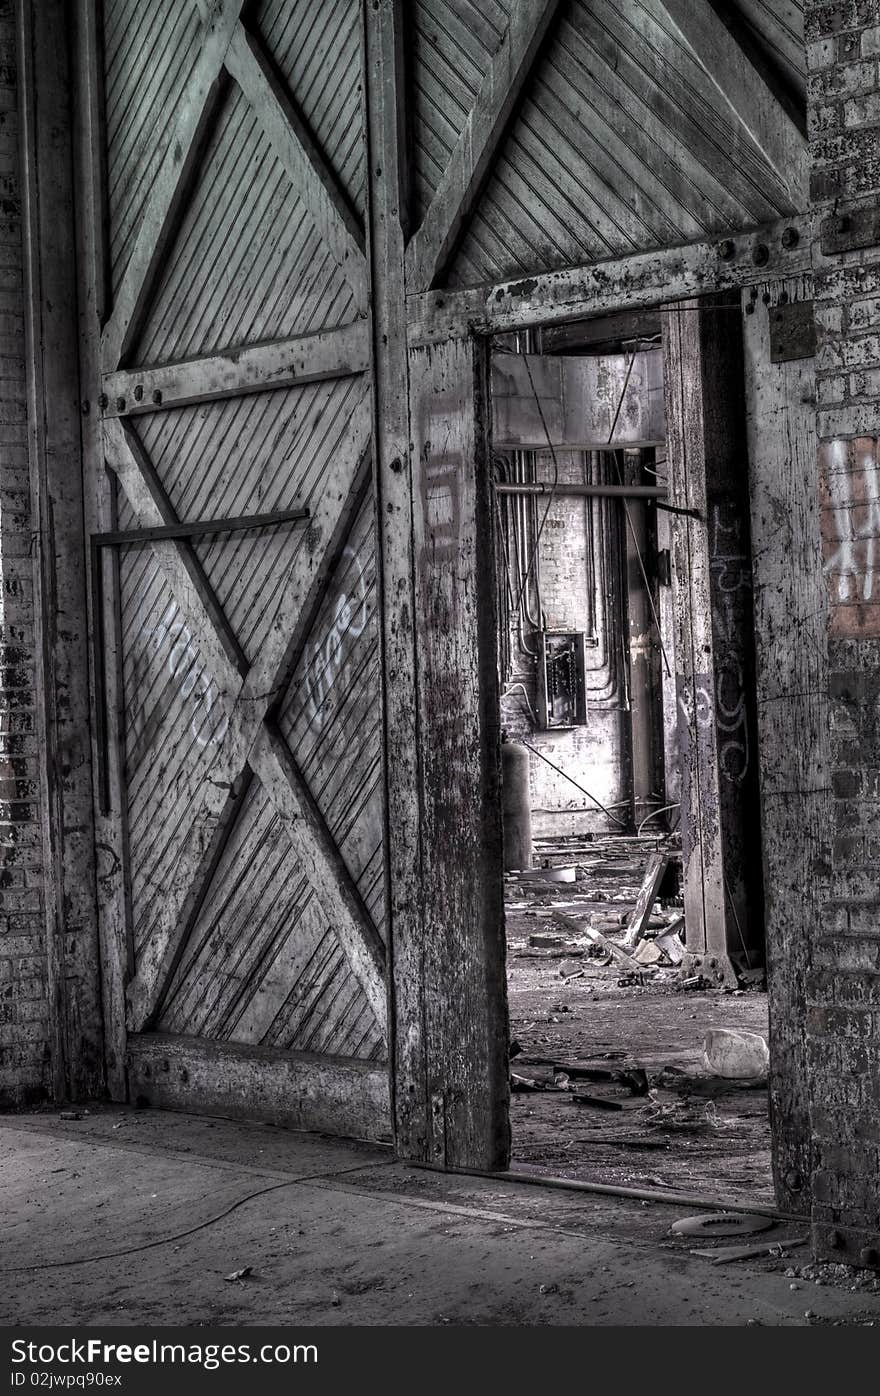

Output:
xmin=391 ymin=246 xmax=819 ymax=1196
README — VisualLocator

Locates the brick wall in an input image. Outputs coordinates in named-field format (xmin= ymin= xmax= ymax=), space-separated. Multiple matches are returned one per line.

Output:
xmin=807 ymin=0 xmax=880 ymax=1266
xmin=0 ymin=0 xmax=51 ymax=1107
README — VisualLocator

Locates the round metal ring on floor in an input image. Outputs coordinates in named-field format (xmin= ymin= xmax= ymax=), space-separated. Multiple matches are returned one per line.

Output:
xmin=670 ymin=1212 xmax=776 ymax=1238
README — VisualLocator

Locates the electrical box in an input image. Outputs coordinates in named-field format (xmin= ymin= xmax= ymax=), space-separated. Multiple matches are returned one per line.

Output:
xmin=537 ymin=632 xmax=588 ymax=728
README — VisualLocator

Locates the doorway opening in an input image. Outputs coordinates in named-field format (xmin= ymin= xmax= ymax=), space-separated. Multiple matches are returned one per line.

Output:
xmin=489 ymin=308 xmax=772 ymax=1204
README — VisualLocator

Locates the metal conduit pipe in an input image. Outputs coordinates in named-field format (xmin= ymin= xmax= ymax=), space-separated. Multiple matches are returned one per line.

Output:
xmin=495 ymin=482 xmax=666 ymax=499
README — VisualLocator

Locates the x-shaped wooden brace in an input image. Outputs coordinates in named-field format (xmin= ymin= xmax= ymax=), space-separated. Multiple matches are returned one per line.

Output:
xmin=101 ymin=0 xmax=368 ymax=375
xmin=96 ymin=0 xmax=382 ymax=1033
xmin=106 ymin=393 xmax=384 ymax=1034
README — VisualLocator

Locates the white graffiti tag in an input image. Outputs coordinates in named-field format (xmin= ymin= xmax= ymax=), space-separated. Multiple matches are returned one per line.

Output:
xmin=304 ymin=547 xmax=369 ymax=728
xmin=140 ymin=603 xmax=229 ymax=747
xmin=822 ymin=456 xmax=880 ymax=603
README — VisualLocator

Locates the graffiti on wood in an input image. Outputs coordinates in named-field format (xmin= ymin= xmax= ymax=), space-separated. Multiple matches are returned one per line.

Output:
xmin=707 ymin=500 xmax=751 ymax=784
xmin=304 ymin=546 xmax=370 ymax=729
xmin=135 ymin=603 xmax=229 ymax=750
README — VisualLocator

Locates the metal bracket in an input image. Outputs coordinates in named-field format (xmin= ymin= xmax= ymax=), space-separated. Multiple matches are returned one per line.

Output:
xmin=91 ymin=507 xmax=310 ymax=814
xmin=769 ymin=300 xmax=816 ymax=364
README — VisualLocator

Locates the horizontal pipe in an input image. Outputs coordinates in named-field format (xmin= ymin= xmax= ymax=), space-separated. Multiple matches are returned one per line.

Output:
xmin=93 ymin=507 xmax=310 ymax=548
xmin=407 ymin=1161 xmax=799 ymax=1221
xmin=494 ymin=481 xmax=666 ymax=500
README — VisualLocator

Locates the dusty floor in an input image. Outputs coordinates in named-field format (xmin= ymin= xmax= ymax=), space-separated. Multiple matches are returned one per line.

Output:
xmin=506 ymin=833 xmax=773 ymax=1203
xmin=2 ymin=1106 xmax=879 ymax=1327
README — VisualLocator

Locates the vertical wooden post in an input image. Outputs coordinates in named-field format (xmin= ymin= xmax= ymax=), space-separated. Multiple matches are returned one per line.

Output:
xmin=364 ymin=0 xmax=509 ymax=1168
xmin=743 ymin=280 xmax=830 ymax=1215
xmin=408 ymin=335 xmax=510 ymax=1169
xmin=622 ymin=449 xmax=661 ymax=829
xmin=662 ymin=293 xmax=764 ymax=978
xmin=363 ymin=0 xmax=427 ymax=1156
xmin=17 ymin=0 xmax=104 ymax=1098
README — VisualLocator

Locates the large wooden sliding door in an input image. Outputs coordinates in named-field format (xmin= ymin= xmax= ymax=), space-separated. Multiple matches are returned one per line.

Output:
xmin=77 ymin=0 xmax=389 ymax=1137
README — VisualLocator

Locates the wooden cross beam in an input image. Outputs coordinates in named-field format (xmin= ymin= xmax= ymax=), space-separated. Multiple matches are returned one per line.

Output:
xmin=656 ymin=0 xmax=808 ymax=209
xmin=102 ymin=321 xmax=371 ymax=417
xmin=101 ymin=0 xmax=247 ymax=371
xmin=405 ymin=0 xmax=561 ymax=293
xmin=193 ymin=0 xmax=368 ymax=315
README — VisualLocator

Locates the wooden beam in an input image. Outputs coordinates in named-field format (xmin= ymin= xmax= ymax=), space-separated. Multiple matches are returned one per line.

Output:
xmin=407 ymin=215 xmax=813 ymax=344
xmin=662 ymin=293 xmax=764 ymax=979
xmin=405 ymin=0 xmax=560 ymax=292
xmin=224 ymin=24 xmax=368 ymax=313
xmin=656 ymin=0 xmax=808 ymax=207
xmin=251 ymin=724 xmax=387 ymax=1028
xmin=127 ymin=1032 xmax=391 ymax=1141
xmin=407 ymin=334 xmax=510 ymax=1170
xmin=101 ymin=0 xmax=245 ymax=370
xmin=102 ymin=417 xmax=247 ymax=683
xmin=102 ymin=321 xmax=370 ymax=416
xmin=364 ymin=0 xmax=424 ymax=1160
xmin=17 ymin=0 xmax=104 ymax=1101
xmin=743 ymin=277 xmax=829 ymax=1216
xmin=71 ymin=0 xmax=129 ymax=1099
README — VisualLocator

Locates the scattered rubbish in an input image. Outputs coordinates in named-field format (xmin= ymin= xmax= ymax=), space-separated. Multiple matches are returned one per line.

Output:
xmin=511 ymin=1072 xmax=545 ymax=1093
xmin=331 ymin=1291 xmax=341 ymax=1307
xmin=689 ymin=1235 xmax=808 ymax=1264
xmin=59 ymin=1111 xmax=88 ymax=1121
xmin=551 ymin=909 xmax=643 ymax=972
xmin=634 ymin=940 xmax=663 ymax=966
xmin=703 ymin=1027 xmax=769 ymax=1079
xmin=670 ymin=1212 xmax=775 ymax=1238
xmin=623 ymin=853 xmax=670 ymax=948
xmin=571 ymin=1092 xmax=624 ymax=1111
xmin=509 ymin=1039 xmax=523 ymax=1059
xmin=528 ymin=932 xmax=567 ymax=949
xmin=223 ymin=1267 xmax=253 ymax=1282
xmin=538 ymin=865 xmax=576 ymax=883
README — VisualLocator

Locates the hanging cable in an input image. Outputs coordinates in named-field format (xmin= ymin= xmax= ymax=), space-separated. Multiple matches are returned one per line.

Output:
xmin=519 ymin=737 xmax=628 ymax=828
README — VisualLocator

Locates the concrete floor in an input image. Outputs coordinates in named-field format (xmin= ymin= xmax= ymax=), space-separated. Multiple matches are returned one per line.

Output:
xmin=3 ymin=1105 xmax=880 ymax=1326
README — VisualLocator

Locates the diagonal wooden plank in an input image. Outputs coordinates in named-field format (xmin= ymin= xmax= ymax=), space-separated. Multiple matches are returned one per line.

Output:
xmin=223 ymin=24 xmax=369 ymax=314
xmin=405 ymin=0 xmax=561 ymax=293
xmin=251 ymin=723 xmax=387 ymax=1028
xmin=102 ymin=320 xmax=370 ymax=416
xmin=102 ymin=416 xmax=246 ymax=684
xmin=101 ymin=0 xmax=247 ymax=372
xmin=656 ymin=0 xmax=808 ymax=209
xmin=110 ymin=392 xmax=384 ymax=1030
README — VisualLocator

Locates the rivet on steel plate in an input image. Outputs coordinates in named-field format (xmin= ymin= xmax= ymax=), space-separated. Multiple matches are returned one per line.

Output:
xmin=134 ymin=384 xmax=144 ymax=402
xmin=152 ymin=389 xmax=163 ymax=405
xmin=717 ymin=239 xmax=735 ymax=260
xmin=781 ymin=226 xmax=799 ymax=249
xmin=116 ymin=396 xmax=126 ymax=412
xmin=752 ymin=244 xmax=770 ymax=267
xmin=98 ymin=393 xmax=108 ymax=411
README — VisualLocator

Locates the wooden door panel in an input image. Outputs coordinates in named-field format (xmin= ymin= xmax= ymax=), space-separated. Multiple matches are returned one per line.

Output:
xmin=155 ymin=777 xmax=384 ymax=1058
xmin=131 ymin=82 xmax=358 ymax=366
xmin=104 ymin=0 xmax=204 ymax=293
xmin=89 ymin=0 xmax=387 ymax=1136
xmin=253 ymin=0 xmax=366 ymax=215
xmin=279 ymin=492 xmax=386 ymax=939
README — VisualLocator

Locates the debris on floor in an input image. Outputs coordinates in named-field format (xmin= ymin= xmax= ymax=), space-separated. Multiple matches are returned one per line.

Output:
xmin=506 ymin=831 xmax=772 ymax=1202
